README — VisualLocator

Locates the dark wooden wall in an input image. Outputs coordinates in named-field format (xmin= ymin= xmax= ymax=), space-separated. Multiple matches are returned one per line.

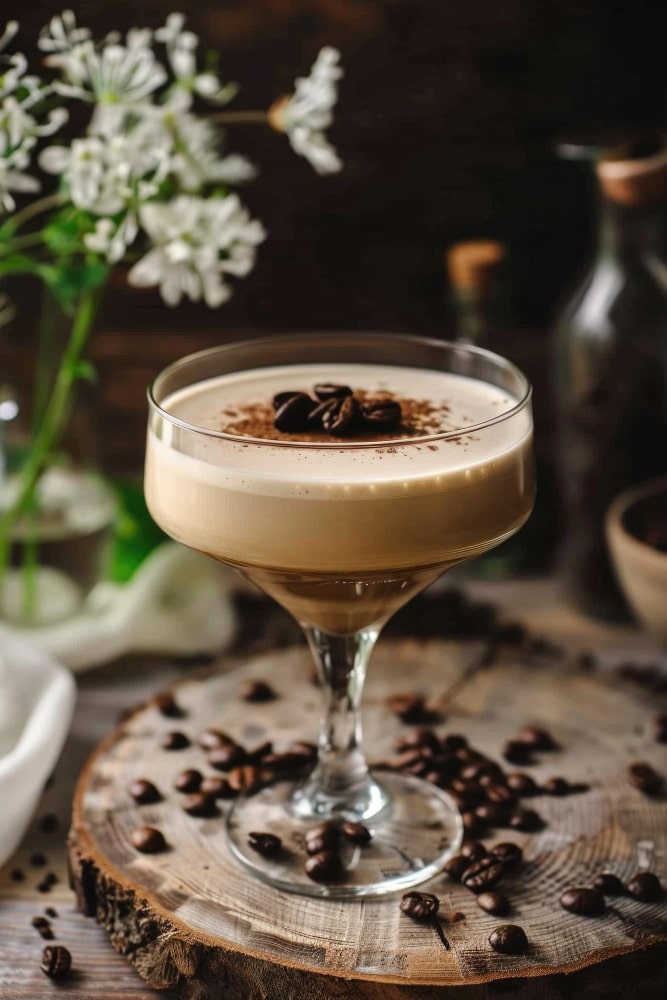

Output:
xmin=1 ymin=0 xmax=666 ymax=482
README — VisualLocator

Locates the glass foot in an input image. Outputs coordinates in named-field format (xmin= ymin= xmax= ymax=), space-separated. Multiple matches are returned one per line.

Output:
xmin=226 ymin=771 xmax=463 ymax=898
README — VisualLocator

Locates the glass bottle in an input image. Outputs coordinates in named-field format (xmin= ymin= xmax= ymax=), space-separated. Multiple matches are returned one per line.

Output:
xmin=553 ymin=141 xmax=667 ymax=620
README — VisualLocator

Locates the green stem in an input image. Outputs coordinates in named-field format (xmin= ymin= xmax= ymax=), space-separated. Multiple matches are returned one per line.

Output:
xmin=0 ymin=232 xmax=46 ymax=256
xmin=4 ymin=193 xmax=63 ymax=235
xmin=211 ymin=110 xmax=269 ymax=125
xmin=0 ymin=286 xmax=101 ymax=582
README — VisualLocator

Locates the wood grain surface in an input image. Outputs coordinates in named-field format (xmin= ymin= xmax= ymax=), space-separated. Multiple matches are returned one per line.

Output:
xmin=69 ymin=638 xmax=667 ymax=998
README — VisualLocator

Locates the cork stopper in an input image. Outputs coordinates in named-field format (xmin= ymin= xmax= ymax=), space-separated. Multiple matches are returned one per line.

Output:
xmin=446 ymin=240 xmax=505 ymax=292
xmin=596 ymin=143 xmax=667 ymax=206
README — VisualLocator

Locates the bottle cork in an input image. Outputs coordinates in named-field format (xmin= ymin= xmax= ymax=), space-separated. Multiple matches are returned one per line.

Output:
xmin=596 ymin=143 xmax=667 ymax=206
xmin=446 ymin=241 xmax=505 ymax=292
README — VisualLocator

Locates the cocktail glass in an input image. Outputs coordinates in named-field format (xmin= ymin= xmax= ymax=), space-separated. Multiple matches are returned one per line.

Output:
xmin=145 ymin=333 xmax=534 ymax=897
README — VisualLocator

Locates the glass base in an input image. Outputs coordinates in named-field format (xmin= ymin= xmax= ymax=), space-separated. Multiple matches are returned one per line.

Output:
xmin=226 ymin=771 xmax=463 ymax=898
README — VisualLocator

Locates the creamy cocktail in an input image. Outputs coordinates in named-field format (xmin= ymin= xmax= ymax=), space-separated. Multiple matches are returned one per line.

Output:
xmin=145 ymin=334 xmax=534 ymax=897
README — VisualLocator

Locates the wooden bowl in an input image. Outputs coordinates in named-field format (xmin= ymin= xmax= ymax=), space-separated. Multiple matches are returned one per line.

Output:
xmin=607 ymin=476 xmax=667 ymax=643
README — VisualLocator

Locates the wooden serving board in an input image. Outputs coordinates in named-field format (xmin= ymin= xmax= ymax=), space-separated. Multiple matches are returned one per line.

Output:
xmin=68 ymin=639 xmax=667 ymax=999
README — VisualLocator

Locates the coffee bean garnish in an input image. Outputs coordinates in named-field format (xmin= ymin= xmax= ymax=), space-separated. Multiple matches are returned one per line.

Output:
xmin=462 ymin=856 xmax=507 ymax=892
xmin=321 ymin=394 xmax=360 ymax=435
xmin=307 ymin=397 xmax=340 ymax=429
xmin=38 ymin=813 xmax=59 ymax=834
xmin=488 ymin=924 xmax=528 ymax=954
xmin=477 ymin=891 xmax=510 ymax=916
xmin=152 ymin=692 xmax=184 ymax=718
xmin=32 ymin=916 xmax=54 ymax=940
xmin=559 ymin=887 xmax=606 ymax=915
xmin=160 ymin=731 xmax=190 ymax=751
xmin=248 ymin=831 xmax=282 ymax=857
xmin=341 ymin=821 xmax=372 ymax=845
xmin=506 ymin=772 xmax=538 ymax=796
xmin=515 ymin=725 xmax=558 ymax=751
xmin=30 ymin=852 xmax=47 ymax=867
xmin=240 ymin=679 xmax=276 ymax=703
xmin=208 ymin=743 xmax=246 ymax=771
xmin=626 ymin=871 xmax=663 ymax=902
xmin=628 ymin=761 xmax=663 ymax=797
xmin=400 ymin=891 xmax=440 ymax=920
xmin=41 ymin=945 xmax=71 ymax=980
xmin=130 ymin=826 xmax=167 ymax=853
xmin=593 ymin=872 xmax=625 ymax=895
xmin=182 ymin=793 xmax=218 ymax=817
xmin=174 ymin=769 xmax=203 ymax=794
xmin=314 ymin=383 xmax=353 ymax=401
xmin=228 ymin=764 xmax=264 ymax=794
xmin=304 ymin=850 xmax=344 ymax=882
xmin=361 ymin=399 xmax=402 ymax=428
xmin=129 ymin=778 xmax=161 ymax=804
xmin=198 ymin=728 xmax=236 ymax=750
xmin=200 ymin=775 xmax=234 ymax=799
xmin=509 ymin=808 xmax=543 ymax=832
xmin=443 ymin=854 xmax=472 ymax=881
xmin=490 ymin=842 xmax=523 ymax=867
xmin=460 ymin=840 xmax=487 ymax=862
xmin=272 ymin=390 xmax=300 ymax=409
xmin=274 ymin=392 xmax=317 ymax=432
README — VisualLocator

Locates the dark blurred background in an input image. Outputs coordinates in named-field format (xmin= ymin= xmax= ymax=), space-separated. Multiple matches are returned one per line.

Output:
xmin=1 ymin=0 xmax=666 ymax=501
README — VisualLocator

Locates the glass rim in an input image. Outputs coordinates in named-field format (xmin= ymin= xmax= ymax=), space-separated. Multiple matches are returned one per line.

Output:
xmin=147 ymin=332 xmax=533 ymax=450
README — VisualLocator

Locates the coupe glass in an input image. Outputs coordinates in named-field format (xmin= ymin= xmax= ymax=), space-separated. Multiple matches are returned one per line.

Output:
xmin=145 ymin=333 xmax=534 ymax=897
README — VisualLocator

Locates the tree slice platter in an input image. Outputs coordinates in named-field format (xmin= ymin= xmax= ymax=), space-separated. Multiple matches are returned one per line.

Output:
xmin=68 ymin=639 xmax=667 ymax=999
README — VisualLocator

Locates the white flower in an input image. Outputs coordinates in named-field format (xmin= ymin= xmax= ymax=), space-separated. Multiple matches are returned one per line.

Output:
xmin=128 ymin=194 xmax=265 ymax=307
xmin=50 ymin=31 xmax=167 ymax=108
xmin=161 ymin=110 xmax=256 ymax=189
xmin=155 ymin=13 xmax=237 ymax=107
xmin=38 ymin=10 xmax=91 ymax=65
xmin=269 ymin=47 xmax=342 ymax=175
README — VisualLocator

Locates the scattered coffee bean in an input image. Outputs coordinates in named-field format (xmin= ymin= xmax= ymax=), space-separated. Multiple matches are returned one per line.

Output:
xmin=400 ymin=891 xmax=440 ymax=920
xmin=509 ymin=808 xmax=543 ymax=832
xmin=208 ymin=744 xmax=246 ymax=770
xmin=628 ymin=762 xmax=663 ymax=797
xmin=129 ymin=779 xmax=161 ymax=805
xmin=488 ymin=924 xmax=528 ymax=955
xmin=30 ymin=852 xmax=47 ymax=868
xmin=305 ymin=821 xmax=340 ymax=854
xmin=198 ymin=728 xmax=236 ymax=750
xmin=395 ymin=727 xmax=441 ymax=754
xmin=174 ymin=769 xmax=203 ymax=794
xmin=313 ymin=383 xmax=353 ymax=401
xmin=45 ymin=872 xmax=57 ymax=886
xmin=228 ymin=764 xmax=264 ymax=794
xmin=442 ymin=734 xmax=467 ymax=751
xmin=361 ymin=399 xmax=402 ymax=428
xmin=494 ymin=621 xmax=526 ymax=645
xmin=10 ymin=869 xmax=24 ymax=882
xmin=386 ymin=693 xmax=440 ymax=724
xmin=246 ymin=741 xmax=274 ymax=763
xmin=130 ymin=826 xmax=167 ymax=853
xmin=506 ymin=772 xmax=539 ymax=797
xmin=304 ymin=850 xmax=344 ymax=882
xmin=160 ymin=731 xmax=190 ymax=751
xmin=32 ymin=916 xmax=54 ymax=940
xmin=653 ymin=714 xmax=667 ymax=744
xmin=626 ymin=871 xmax=663 ymax=902
xmin=462 ymin=856 xmax=507 ymax=893
xmin=503 ymin=740 xmax=533 ymax=765
xmin=490 ymin=842 xmax=523 ymax=867
xmin=477 ymin=891 xmax=510 ymax=916
xmin=593 ymin=872 xmax=625 ymax=896
xmin=152 ymin=692 xmax=184 ymax=718
xmin=461 ymin=841 xmax=487 ymax=862
xmin=182 ymin=793 xmax=218 ymax=818
xmin=443 ymin=854 xmax=472 ymax=881
xmin=542 ymin=776 xmax=570 ymax=796
xmin=38 ymin=814 xmax=59 ymax=834
xmin=559 ymin=887 xmax=606 ymax=916
xmin=515 ymin=725 xmax=558 ymax=752
xmin=274 ymin=392 xmax=317 ymax=432
xmin=45 ymin=907 xmax=58 ymax=919
xmin=486 ymin=783 xmax=516 ymax=806
xmin=36 ymin=880 xmax=52 ymax=893
xmin=200 ymin=775 xmax=234 ymax=799
xmin=240 ymin=679 xmax=276 ymax=703
xmin=248 ymin=831 xmax=282 ymax=857
xmin=462 ymin=812 xmax=486 ymax=838
xmin=475 ymin=803 xmax=510 ymax=827
xmin=41 ymin=945 xmax=71 ymax=980
xmin=341 ymin=822 xmax=372 ymax=845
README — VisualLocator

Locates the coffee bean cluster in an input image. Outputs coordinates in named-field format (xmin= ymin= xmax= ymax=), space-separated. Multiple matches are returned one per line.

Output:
xmin=272 ymin=384 xmax=403 ymax=437
xmin=560 ymin=870 xmax=664 ymax=913
xmin=302 ymin=820 xmax=372 ymax=882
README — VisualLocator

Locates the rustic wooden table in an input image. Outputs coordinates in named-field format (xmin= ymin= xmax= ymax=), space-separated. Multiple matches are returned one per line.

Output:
xmin=1 ymin=578 xmax=665 ymax=999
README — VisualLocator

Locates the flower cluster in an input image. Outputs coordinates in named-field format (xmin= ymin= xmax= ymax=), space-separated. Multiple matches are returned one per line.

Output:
xmin=0 ymin=10 xmax=342 ymax=308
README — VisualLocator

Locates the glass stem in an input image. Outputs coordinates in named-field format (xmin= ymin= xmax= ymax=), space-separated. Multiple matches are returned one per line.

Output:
xmin=294 ymin=625 xmax=389 ymax=821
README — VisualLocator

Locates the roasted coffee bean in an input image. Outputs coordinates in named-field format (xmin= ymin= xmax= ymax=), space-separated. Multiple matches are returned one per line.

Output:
xmin=462 ymin=811 xmax=486 ymax=838
xmin=245 ymin=741 xmax=274 ymax=764
xmin=490 ymin=842 xmax=523 ymax=867
xmin=45 ymin=907 xmax=58 ymax=919
xmin=32 ymin=916 xmax=54 ymax=940
xmin=559 ymin=887 xmax=606 ymax=915
xmin=322 ymin=394 xmax=360 ymax=436
xmin=361 ymin=399 xmax=402 ymax=428
xmin=477 ymin=891 xmax=510 ymax=916
xmin=593 ymin=872 xmax=626 ymax=895
xmin=152 ymin=692 xmax=184 ymax=718
xmin=307 ymin=398 xmax=340 ymax=429
xmin=38 ymin=814 xmax=59 ymax=834
xmin=628 ymin=762 xmax=663 ymax=796
xmin=515 ymin=725 xmax=558 ymax=751
xmin=475 ymin=803 xmax=510 ymax=827
xmin=654 ymin=714 xmax=667 ymax=743
xmin=10 ymin=869 xmax=24 ymax=882
xmin=400 ymin=891 xmax=440 ymax=920
xmin=305 ymin=821 xmax=340 ymax=854
xmin=228 ymin=764 xmax=264 ymax=794
xmin=274 ymin=392 xmax=317 ymax=432
xmin=386 ymin=692 xmax=439 ymax=724
xmin=506 ymin=772 xmax=538 ymax=797
xmin=174 ymin=769 xmax=203 ymax=794
xmin=460 ymin=840 xmax=487 ymax=862
xmin=455 ymin=746 xmax=486 ymax=764
xmin=160 ymin=731 xmax=190 ymax=751
xmin=443 ymin=854 xmax=472 ymax=881
xmin=240 ymin=679 xmax=276 ymax=703
xmin=542 ymin=776 xmax=570 ymax=796
xmin=485 ymin=783 xmax=516 ymax=806
xmin=461 ymin=856 xmax=507 ymax=892
xmin=200 ymin=775 xmax=234 ymax=799
xmin=285 ymin=741 xmax=318 ymax=764
xmin=272 ymin=390 xmax=301 ymax=409
xmin=36 ymin=879 xmax=52 ymax=894
xmin=30 ymin=852 xmax=47 ymax=867
xmin=341 ymin=822 xmax=372 ymax=845
xmin=626 ymin=871 xmax=663 ymax=902
xmin=313 ymin=383 xmax=352 ymax=401
xmin=41 ymin=945 xmax=71 ymax=980
xmin=45 ymin=872 xmax=57 ymax=886
xmin=509 ymin=808 xmax=543 ymax=832
xmin=502 ymin=740 xmax=534 ymax=765
xmin=198 ymin=728 xmax=236 ymax=751
xmin=395 ymin=727 xmax=440 ymax=754
xmin=208 ymin=744 xmax=246 ymax=771
xmin=488 ymin=924 xmax=528 ymax=955
xmin=494 ymin=621 xmax=526 ymax=645
xmin=248 ymin=831 xmax=282 ymax=857
xmin=304 ymin=850 xmax=344 ymax=882
xmin=441 ymin=733 xmax=467 ymax=751
xmin=129 ymin=779 xmax=161 ymax=804
xmin=451 ymin=777 xmax=484 ymax=802
xmin=462 ymin=760 xmax=503 ymax=783
xmin=130 ymin=826 xmax=167 ymax=853
xmin=182 ymin=793 xmax=218 ymax=817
